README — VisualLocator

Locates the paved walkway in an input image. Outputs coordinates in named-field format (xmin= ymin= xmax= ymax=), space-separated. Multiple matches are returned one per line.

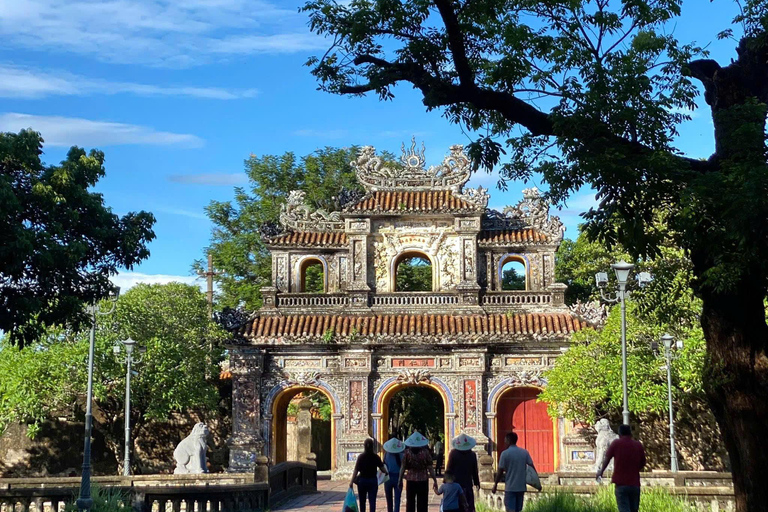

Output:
xmin=274 ymin=479 xmax=443 ymax=512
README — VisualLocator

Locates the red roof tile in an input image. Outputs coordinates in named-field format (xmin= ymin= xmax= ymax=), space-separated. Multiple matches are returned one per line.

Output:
xmin=267 ymin=231 xmax=348 ymax=247
xmin=477 ymin=229 xmax=549 ymax=244
xmin=347 ymin=190 xmax=480 ymax=213
xmin=242 ymin=312 xmax=583 ymax=339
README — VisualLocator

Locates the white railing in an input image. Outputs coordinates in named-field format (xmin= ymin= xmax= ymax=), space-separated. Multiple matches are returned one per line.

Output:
xmin=482 ymin=291 xmax=552 ymax=306
xmin=276 ymin=294 xmax=349 ymax=308
xmin=371 ymin=292 xmax=460 ymax=307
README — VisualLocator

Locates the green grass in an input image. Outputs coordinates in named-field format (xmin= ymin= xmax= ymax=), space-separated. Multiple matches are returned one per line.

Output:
xmin=478 ymin=486 xmax=698 ymax=512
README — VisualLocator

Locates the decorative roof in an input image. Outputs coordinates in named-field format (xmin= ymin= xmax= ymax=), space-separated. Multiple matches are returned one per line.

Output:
xmin=279 ymin=190 xmax=343 ymax=232
xmin=352 ymin=138 xmax=484 ymax=198
xmin=482 ymin=188 xmax=565 ymax=242
xmin=240 ymin=312 xmax=585 ymax=340
xmin=345 ymin=190 xmax=483 ymax=214
xmin=267 ymin=231 xmax=348 ymax=247
xmin=477 ymin=229 xmax=550 ymax=245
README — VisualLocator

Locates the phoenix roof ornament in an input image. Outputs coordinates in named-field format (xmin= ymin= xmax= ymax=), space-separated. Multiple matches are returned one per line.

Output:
xmin=352 ymin=137 xmax=472 ymax=192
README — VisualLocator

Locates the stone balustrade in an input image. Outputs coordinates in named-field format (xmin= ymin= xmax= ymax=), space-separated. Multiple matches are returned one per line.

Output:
xmin=371 ymin=292 xmax=460 ymax=308
xmin=0 ymin=462 xmax=316 ymax=512
xmin=276 ymin=293 xmax=350 ymax=309
xmin=481 ymin=291 xmax=552 ymax=308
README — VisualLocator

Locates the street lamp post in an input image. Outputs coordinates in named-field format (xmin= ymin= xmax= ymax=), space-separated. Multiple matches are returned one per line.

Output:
xmin=76 ymin=287 xmax=120 ymax=512
xmin=660 ymin=333 xmax=682 ymax=472
xmin=114 ymin=338 xmax=144 ymax=476
xmin=595 ymin=262 xmax=651 ymax=426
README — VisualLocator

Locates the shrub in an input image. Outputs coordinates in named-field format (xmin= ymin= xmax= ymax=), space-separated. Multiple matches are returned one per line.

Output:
xmin=65 ymin=484 xmax=132 ymax=512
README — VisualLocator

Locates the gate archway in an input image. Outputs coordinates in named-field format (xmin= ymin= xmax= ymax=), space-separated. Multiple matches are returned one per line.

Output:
xmin=267 ymin=383 xmax=339 ymax=471
xmin=373 ymin=377 xmax=454 ymax=454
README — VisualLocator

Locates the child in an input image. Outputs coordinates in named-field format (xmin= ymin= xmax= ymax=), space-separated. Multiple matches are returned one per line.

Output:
xmin=435 ymin=470 xmax=469 ymax=512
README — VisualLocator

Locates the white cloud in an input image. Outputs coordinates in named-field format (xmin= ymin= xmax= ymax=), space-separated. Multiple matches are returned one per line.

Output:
xmin=0 ymin=0 xmax=327 ymax=67
xmin=168 ymin=173 xmax=248 ymax=185
xmin=0 ymin=65 xmax=258 ymax=99
xmin=111 ymin=272 xmax=204 ymax=293
xmin=0 ymin=113 xmax=204 ymax=148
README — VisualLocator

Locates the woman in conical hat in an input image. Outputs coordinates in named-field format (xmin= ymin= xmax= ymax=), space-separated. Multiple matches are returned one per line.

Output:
xmin=383 ymin=438 xmax=405 ymax=512
xmin=445 ymin=434 xmax=480 ymax=512
xmin=398 ymin=432 xmax=437 ymax=512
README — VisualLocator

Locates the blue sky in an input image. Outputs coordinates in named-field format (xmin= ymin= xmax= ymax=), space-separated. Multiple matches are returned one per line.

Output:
xmin=0 ymin=0 xmax=742 ymax=291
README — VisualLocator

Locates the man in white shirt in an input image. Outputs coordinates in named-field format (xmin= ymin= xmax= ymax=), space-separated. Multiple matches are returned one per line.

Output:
xmin=492 ymin=432 xmax=536 ymax=512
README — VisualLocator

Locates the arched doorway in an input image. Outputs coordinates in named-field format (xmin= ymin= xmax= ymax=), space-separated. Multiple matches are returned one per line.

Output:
xmin=499 ymin=256 xmax=527 ymax=290
xmin=387 ymin=386 xmax=444 ymax=444
xmin=299 ymin=258 xmax=326 ymax=293
xmin=495 ymin=387 xmax=555 ymax=472
xmin=375 ymin=379 xmax=453 ymax=458
xmin=393 ymin=252 xmax=433 ymax=291
xmin=271 ymin=386 xmax=335 ymax=471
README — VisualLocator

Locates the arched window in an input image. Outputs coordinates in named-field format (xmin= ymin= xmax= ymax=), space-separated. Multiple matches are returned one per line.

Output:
xmin=394 ymin=252 xmax=432 ymax=292
xmin=500 ymin=259 xmax=526 ymax=291
xmin=300 ymin=258 xmax=325 ymax=293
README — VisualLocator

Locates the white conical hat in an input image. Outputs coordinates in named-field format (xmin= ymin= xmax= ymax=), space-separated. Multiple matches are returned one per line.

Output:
xmin=383 ymin=438 xmax=405 ymax=453
xmin=451 ymin=433 xmax=477 ymax=451
xmin=404 ymin=432 xmax=429 ymax=448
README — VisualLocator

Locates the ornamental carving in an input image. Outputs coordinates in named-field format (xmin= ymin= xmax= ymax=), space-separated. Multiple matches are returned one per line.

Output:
xmin=279 ymin=190 xmax=344 ymax=232
xmin=509 ymin=369 xmax=547 ymax=387
xmin=456 ymin=186 xmax=490 ymax=209
xmin=464 ymin=380 xmax=478 ymax=429
xmin=349 ymin=380 xmax=365 ymax=432
xmin=483 ymin=187 xmax=566 ymax=241
xmin=569 ymin=300 xmax=608 ymax=328
xmin=282 ymin=370 xmax=322 ymax=387
xmin=284 ymin=359 xmax=322 ymax=369
xmin=351 ymin=138 xmax=472 ymax=192
xmin=396 ymin=369 xmax=432 ymax=385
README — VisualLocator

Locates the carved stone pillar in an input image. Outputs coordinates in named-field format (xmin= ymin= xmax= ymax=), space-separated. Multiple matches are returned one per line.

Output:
xmin=337 ymin=350 xmax=372 ymax=477
xmin=272 ymin=252 xmax=289 ymax=292
xmin=345 ymin=218 xmax=372 ymax=311
xmin=454 ymin=217 xmax=482 ymax=308
xmin=549 ymin=283 xmax=568 ymax=307
xmin=228 ymin=349 xmax=265 ymax=472
xmin=260 ymin=286 xmax=277 ymax=313
xmin=296 ymin=398 xmax=313 ymax=464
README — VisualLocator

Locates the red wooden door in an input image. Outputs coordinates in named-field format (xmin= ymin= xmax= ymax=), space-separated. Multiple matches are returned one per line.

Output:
xmin=496 ymin=387 xmax=555 ymax=472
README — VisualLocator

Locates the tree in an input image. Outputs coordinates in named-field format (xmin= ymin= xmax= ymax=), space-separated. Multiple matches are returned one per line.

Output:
xmin=302 ymin=3 xmax=768 ymax=507
xmin=0 ymin=283 xmax=225 ymax=472
xmin=541 ymin=302 xmax=706 ymax=421
xmin=501 ymin=266 xmax=526 ymax=291
xmin=0 ymin=130 xmax=156 ymax=347
xmin=388 ymin=387 xmax=444 ymax=444
xmin=197 ymin=147 xmax=367 ymax=309
xmin=395 ymin=256 xmax=433 ymax=291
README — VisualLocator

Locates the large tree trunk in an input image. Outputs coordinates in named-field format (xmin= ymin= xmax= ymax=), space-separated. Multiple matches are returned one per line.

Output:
xmin=699 ymin=285 xmax=768 ymax=512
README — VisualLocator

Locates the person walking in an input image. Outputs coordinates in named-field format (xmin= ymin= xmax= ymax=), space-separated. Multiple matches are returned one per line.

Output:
xmin=433 ymin=438 xmax=444 ymax=476
xmin=350 ymin=438 xmax=387 ymax=512
xmin=383 ymin=438 xmax=405 ymax=512
xmin=398 ymin=432 xmax=438 ymax=512
xmin=446 ymin=433 xmax=480 ymax=512
xmin=492 ymin=432 xmax=536 ymax=512
xmin=596 ymin=424 xmax=647 ymax=512
xmin=435 ymin=471 xmax=469 ymax=512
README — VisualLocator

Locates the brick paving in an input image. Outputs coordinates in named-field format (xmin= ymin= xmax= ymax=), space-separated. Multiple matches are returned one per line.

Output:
xmin=274 ymin=478 xmax=443 ymax=512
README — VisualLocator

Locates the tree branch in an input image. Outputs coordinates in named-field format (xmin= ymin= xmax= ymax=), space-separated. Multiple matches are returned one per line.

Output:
xmin=344 ymin=54 xmax=712 ymax=173
xmin=432 ymin=0 xmax=474 ymax=85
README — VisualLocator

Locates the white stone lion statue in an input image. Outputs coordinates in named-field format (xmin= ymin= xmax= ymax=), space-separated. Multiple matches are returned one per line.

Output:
xmin=594 ymin=419 xmax=619 ymax=472
xmin=174 ymin=422 xmax=209 ymax=474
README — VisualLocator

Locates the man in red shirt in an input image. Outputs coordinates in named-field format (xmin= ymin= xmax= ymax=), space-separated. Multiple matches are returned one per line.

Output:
xmin=596 ymin=424 xmax=646 ymax=512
